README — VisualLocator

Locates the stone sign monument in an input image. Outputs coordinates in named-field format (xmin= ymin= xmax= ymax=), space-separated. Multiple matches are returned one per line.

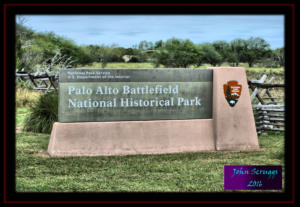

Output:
xmin=48 ymin=67 xmax=259 ymax=156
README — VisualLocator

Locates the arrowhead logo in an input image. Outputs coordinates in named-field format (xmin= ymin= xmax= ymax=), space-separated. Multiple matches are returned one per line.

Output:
xmin=223 ymin=81 xmax=242 ymax=107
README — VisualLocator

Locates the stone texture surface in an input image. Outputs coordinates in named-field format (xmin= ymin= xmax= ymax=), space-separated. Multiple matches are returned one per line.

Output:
xmin=48 ymin=119 xmax=215 ymax=156
xmin=210 ymin=67 xmax=259 ymax=151
xmin=48 ymin=67 xmax=259 ymax=156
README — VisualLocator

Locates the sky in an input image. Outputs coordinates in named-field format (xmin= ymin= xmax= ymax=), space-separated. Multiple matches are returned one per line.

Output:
xmin=20 ymin=15 xmax=284 ymax=49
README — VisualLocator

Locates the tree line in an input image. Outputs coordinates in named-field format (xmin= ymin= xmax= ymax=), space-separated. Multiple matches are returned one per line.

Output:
xmin=16 ymin=19 xmax=284 ymax=73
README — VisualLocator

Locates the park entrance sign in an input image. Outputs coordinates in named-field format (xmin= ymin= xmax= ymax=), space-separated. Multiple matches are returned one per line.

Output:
xmin=58 ymin=69 xmax=213 ymax=122
xmin=48 ymin=67 xmax=259 ymax=156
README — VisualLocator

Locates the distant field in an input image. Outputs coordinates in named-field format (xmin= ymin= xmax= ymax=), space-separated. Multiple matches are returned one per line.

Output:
xmin=78 ymin=62 xmax=284 ymax=84
xmin=79 ymin=62 xmax=284 ymax=72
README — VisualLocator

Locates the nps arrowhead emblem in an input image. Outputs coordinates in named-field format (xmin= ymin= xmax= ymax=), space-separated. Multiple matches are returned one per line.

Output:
xmin=223 ymin=81 xmax=242 ymax=107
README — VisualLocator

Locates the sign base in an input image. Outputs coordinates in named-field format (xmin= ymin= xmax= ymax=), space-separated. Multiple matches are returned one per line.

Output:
xmin=48 ymin=67 xmax=260 ymax=156
xmin=48 ymin=119 xmax=215 ymax=156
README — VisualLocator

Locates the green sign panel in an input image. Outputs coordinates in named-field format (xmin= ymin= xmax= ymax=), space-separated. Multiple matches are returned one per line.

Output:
xmin=58 ymin=69 xmax=213 ymax=122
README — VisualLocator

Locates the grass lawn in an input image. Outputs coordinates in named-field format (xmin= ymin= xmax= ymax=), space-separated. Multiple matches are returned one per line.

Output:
xmin=16 ymin=107 xmax=285 ymax=192
xmin=16 ymin=107 xmax=29 ymax=127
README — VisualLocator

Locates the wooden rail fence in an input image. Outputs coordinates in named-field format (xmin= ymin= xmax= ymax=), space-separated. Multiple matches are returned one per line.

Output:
xmin=16 ymin=71 xmax=58 ymax=92
xmin=249 ymin=74 xmax=285 ymax=135
xmin=252 ymin=105 xmax=284 ymax=135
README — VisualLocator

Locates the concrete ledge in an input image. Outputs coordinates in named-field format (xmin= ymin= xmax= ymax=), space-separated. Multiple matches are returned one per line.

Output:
xmin=48 ymin=119 xmax=215 ymax=156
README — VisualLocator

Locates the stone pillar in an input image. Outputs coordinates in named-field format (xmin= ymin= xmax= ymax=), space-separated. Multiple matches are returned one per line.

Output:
xmin=210 ymin=67 xmax=259 ymax=151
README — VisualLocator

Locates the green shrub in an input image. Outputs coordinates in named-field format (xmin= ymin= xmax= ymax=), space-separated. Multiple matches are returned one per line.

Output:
xmin=23 ymin=90 xmax=58 ymax=134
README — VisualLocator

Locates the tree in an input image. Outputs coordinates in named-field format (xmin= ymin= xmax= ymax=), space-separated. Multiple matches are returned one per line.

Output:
xmin=194 ymin=44 xmax=205 ymax=67
xmin=212 ymin=41 xmax=230 ymax=63
xmin=273 ymin=47 xmax=284 ymax=67
xmin=241 ymin=37 xmax=271 ymax=67
xmin=96 ymin=45 xmax=111 ymax=68
xmin=201 ymin=43 xmax=222 ymax=66
xmin=154 ymin=40 xmax=164 ymax=49
xmin=152 ymin=38 xmax=199 ymax=68
xmin=138 ymin=40 xmax=153 ymax=51
xmin=229 ymin=39 xmax=246 ymax=66
xmin=85 ymin=45 xmax=102 ymax=62
xmin=15 ymin=19 xmax=94 ymax=72
xmin=16 ymin=16 xmax=35 ymax=71
xmin=259 ymin=47 xmax=284 ymax=68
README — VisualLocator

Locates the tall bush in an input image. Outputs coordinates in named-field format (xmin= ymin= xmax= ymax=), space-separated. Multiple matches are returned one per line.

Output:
xmin=23 ymin=91 xmax=58 ymax=134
